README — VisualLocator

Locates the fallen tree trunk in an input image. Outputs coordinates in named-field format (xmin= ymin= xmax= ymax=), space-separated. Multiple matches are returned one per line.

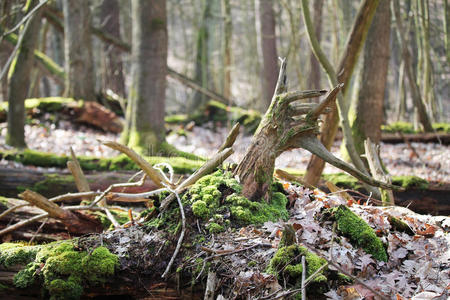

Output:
xmin=0 ymin=167 xmax=157 ymax=198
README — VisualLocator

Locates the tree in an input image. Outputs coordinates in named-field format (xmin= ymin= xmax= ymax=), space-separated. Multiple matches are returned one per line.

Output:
xmin=99 ymin=0 xmax=125 ymax=98
xmin=259 ymin=0 xmax=278 ymax=111
xmin=6 ymin=0 xmax=42 ymax=148
xmin=303 ymin=0 xmax=380 ymax=186
xmin=307 ymin=0 xmax=323 ymax=90
xmin=392 ymin=0 xmax=433 ymax=132
xmin=62 ymin=0 xmax=96 ymax=101
xmin=350 ymin=0 xmax=391 ymax=155
xmin=122 ymin=0 xmax=167 ymax=155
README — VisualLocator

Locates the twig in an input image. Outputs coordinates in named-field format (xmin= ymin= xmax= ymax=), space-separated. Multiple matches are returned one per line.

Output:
xmin=101 ymin=140 xmax=170 ymax=188
xmin=67 ymin=147 xmax=92 ymax=202
xmin=161 ymin=186 xmax=186 ymax=279
xmin=218 ymin=123 xmax=240 ymax=152
xmin=49 ymin=191 xmax=101 ymax=203
xmin=309 ymin=84 xmax=343 ymax=120
xmin=0 ymin=213 xmax=49 ymax=236
xmin=89 ymin=173 xmax=147 ymax=207
xmin=107 ymin=188 xmax=167 ymax=200
xmin=301 ymin=256 xmax=306 ymax=300
xmin=103 ymin=206 xmax=120 ymax=229
xmin=28 ymin=218 xmax=48 ymax=245
xmin=1 ymin=0 xmax=50 ymax=37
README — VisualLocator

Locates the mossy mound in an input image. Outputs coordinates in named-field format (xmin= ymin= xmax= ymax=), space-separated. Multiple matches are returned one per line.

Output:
xmin=382 ymin=122 xmax=450 ymax=134
xmin=0 ymin=149 xmax=203 ymax=174
xmin=184 ymin=170 xmax=289 ymax=232
xmin=267 ymin=245 xmax=328 ymax=297
xmin=0 ymin=241 xmax=118 ymax=300
xmin=147 ymin=170 xmax=288 ymax=235
xmin=332 ymin=205 xmax=387 ymax=261
xmin=166 ymin=100 xmax=262 ymax=134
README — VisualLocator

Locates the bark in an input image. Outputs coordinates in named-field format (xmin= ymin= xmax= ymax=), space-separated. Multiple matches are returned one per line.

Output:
xmin=351 ymin=0 xmax=391 ymax=155
xmin=99 ymin=0 xmax=126 ymax=98
xmin=62 ymin=0 xmax=96 ymax=101
xmin=125 ymin=0 xmax=167 ymax=152
xmin=6 ymin=0 xmax=42 ymax=148
xmin=307 ymin=0 xmax=323 ymax=90
xmin=392 ymin=0 xmax=433 ymax=132
xmin=259 ymin=0 xmax=278 ymax=111
xmin=222 ymin=0 xmax=232 ymax=100
xmin=304 ymin=0 xmax=380 ymax=186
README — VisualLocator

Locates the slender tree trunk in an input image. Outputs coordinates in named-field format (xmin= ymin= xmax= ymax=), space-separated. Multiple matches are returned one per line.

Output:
xmin=259 ymin=0 xmax=278 ymax=111
xmin=392 ymin=0 xmax=433 ymax=132
xmin=222 ymin=0 xmax=232 ymax=100
xmin=126 ymin=0 xmax=167 ymax=154
xmin=304 ymin=0 xmax=380 ymax=186
xmin=307 ymin=0 xmax=323 ymax=90
xmin=6 ymin=0 xmax=42 ymax=148
xmin=99 ymin=0 xmax=126 ymax=98
xmin=351 ymin=0 xmax=391 ymax=155
xmin=62 ymin=0 xmax=96 ymax=101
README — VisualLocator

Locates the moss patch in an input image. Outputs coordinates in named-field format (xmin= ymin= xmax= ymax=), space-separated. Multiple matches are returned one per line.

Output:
xmin=3 ymin=241 xmax=118 ymax=300
xmin=382 ymin=122 xmax=450 ymax=134
xmin=267 ymin=245 xmax=328 ymax=296
xmin=0 ymin=149 xmax=203 ymax=174
xmin=184 ymin=170 xmax=288 ymax=229
xmin=332 ymin=205 xmax=387 ymax=261
xmin=391 ymin=175 xmax=429 ymax=190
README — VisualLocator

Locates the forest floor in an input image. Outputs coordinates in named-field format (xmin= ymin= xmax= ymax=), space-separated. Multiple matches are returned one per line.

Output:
xmin=0 ymin=121 xmax=449 ymax=183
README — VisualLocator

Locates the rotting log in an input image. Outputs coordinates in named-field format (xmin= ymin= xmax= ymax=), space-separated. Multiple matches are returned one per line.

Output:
xmin=0 ymin=167 xmax=157 ymax=198
xmin=234 ymin=59 xmax=402 ymax=202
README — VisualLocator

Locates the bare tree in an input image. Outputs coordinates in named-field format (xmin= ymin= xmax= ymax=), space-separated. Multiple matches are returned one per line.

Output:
xmin=259 ymin=0 xmax=278 ymax=110
xmin=62 ymin=0 xmax=96 ymax=101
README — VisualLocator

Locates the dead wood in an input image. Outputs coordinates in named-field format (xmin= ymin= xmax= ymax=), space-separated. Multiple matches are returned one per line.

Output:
xmin=234 ymin=60 xmax=401 ymax=202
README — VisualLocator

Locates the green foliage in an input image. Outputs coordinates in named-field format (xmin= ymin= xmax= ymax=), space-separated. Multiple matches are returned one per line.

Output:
xmin=332 ymin=205 xmax=387 ymax=261
xmin=3 ymin=241 xmax=118 ymax=300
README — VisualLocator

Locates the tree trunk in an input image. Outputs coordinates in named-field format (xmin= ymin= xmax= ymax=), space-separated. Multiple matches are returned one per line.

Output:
xmin=62 ymin=0 xmax=96 ymax=101
xmin=307 ymin=0 xmax=323 ymax=90
xmin=259 ymin=0 xmax=278 ymax=111
xmin=125 ymin=0 xmax=167 ymax=154
xmin=99 ymin=0 xmax=126 ymax=98
xmin=392 ymin=0 xmax=433 ymax=132
xmin=304 ymin=0 xmax=380 ymax=186
xmin=222 ymin=0 xmax=232 ymax=100
xmin=351 ymin=0 xmax=391 ymax=155
xmin=6 ymin=0 xmax=42 ymax=148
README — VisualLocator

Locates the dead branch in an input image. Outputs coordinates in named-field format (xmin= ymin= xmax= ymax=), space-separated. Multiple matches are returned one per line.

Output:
xmin=101 ymin=140 xmax=171 ymax=188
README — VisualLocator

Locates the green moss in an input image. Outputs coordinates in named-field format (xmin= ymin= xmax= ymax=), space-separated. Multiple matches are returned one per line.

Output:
xmin=267 ymin=245 xmax=328 ymax=292
xmin=333 ymin=205 xmax=387 ymax=261
xmin=192 ymin=200 xmax=209 ymax=218
xmin=388 ymin=216 xmax=414 ymax=235
xmin=206 ymin=222 xmax=224 ymax=234
xmin=0 ymin=243 xmax=40 ymax=268
xmin=165 ymin=114 xmax=188 ymax=123
xmin=0 ymin=149 xmax=203 ymax=174
xmin=391 ymin=175 xmax=429 ymax=190
xmin=95 ymin=209 xmax=130 ymax=229
xmin=5 ymin=241 xmax=118 ymax=300
xmin=382 ymin=122 xmax=450 ymax=134
xmin=323 ymin=173 xmax=360 ymax=190
xmin=185 ymin=170 xmax=288 ymax=227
